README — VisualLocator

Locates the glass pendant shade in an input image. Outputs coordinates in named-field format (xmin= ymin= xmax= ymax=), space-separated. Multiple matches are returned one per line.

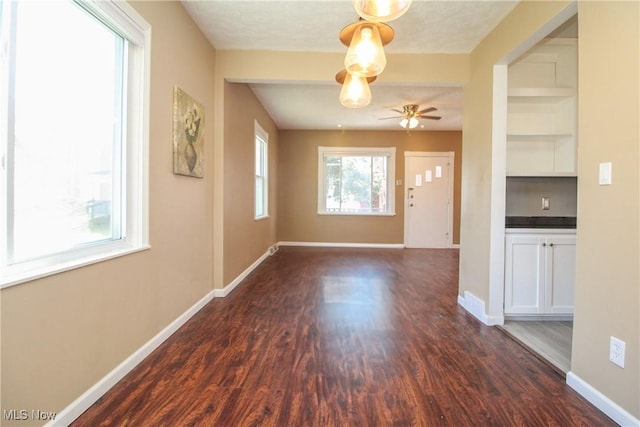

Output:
xmin=340 ymin=72 xmax=372 ymax=108
xmin=353 ymin=0 xmax=413 ymax=22
xmin=344 ymin=24 xmax=386 ymax=77
xmin=400 ymin=116 xmax=419 ymax=129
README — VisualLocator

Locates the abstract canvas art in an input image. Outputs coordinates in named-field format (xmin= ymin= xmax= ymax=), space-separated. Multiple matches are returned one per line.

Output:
xmin=173 ymin=86 xmax=204 ymax=178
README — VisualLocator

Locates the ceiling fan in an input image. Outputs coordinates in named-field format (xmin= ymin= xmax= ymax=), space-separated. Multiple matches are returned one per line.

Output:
xmin=380 ymin=104 xmax=442 ymax=129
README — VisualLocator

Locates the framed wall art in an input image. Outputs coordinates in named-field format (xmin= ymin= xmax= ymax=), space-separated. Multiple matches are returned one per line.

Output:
xmin=173 ymin=86 xmax=204 ymax=178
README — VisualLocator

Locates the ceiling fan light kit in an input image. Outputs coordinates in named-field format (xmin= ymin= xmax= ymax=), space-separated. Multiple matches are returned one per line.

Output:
xmin=380 ymin=104 xmax=442 ymax=129
xmin=399 ymin=116 xmax=419 ymax=129
xmin=353 ymin=0 xmax=414 ymax=22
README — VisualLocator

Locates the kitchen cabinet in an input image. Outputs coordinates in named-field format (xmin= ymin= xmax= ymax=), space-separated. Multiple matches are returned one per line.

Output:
xmin=504 ymin=230 xmax=576 ymax=316
xmin=507 ymin=39 xmax=577 ymax=177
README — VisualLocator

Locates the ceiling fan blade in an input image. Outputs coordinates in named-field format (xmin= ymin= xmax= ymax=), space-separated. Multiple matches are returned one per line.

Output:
xmin=419 ymin=115 xmax=442 ymax=120
xmin=418 ymin=107 xmax=437 ymax=114
xmin=390 ymin=109 xmax=404 ymax=114
xmin=379 ymin=116 xmax=403 ymax=120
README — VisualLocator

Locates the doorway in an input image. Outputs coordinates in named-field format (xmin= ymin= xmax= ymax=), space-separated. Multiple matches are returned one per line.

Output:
xmin=404 ymin=152 xmax=454 ymax=248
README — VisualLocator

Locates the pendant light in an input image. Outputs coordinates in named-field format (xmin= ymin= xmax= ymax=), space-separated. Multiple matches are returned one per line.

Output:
xmin=340 ymin=20 xmax=394 ymax=78
xmin=353 ymin=0 xmax=413 ymax=22
xmin=336 ymin=70 xmax=376 ymax=108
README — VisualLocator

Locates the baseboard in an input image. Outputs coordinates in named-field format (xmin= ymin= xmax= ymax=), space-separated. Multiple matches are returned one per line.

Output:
xmin=49 ymin=289 xmax=216 ymax=426
xmin=457 ymin=291 xmax=488 ymax=323
xmin=52 ymin=246 xmax=276 ymax=426
xmin=213 ymin=248 xmax=272 ymax=297
xmin=566 ymin=372 xmax=639 ymax=426
xmin=457 ymin=291 xmax=503 ymax=326
xmin=505 ymin=314 xmax=573 ymax=322
xmin=278 ymin=241 xmax=405 ymax=249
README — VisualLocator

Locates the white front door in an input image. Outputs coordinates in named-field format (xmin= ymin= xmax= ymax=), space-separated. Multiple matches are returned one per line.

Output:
xmin=404 ymin=152 xmax=454 ymax=248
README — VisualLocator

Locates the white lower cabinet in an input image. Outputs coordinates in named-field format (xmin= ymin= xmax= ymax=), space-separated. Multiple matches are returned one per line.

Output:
xmin=504 ymin=231 xmax=576 ymax=315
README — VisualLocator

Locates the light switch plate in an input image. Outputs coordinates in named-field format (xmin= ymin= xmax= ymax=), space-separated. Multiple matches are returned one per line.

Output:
xmin=599 ymin=162 xmax=612 ymax=185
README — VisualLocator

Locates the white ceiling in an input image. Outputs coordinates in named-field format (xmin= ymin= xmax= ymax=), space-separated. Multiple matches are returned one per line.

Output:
xmin=181 ymin=0 xmax=520 ymax=131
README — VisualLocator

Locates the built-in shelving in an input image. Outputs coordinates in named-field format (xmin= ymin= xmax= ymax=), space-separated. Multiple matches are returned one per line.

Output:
xmin=507 ymin=39 xmax=577 ymax=177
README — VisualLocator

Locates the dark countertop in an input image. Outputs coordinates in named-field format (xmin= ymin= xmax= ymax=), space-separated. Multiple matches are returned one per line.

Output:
xmin=505 ymin=216 xmax=576 ymax=229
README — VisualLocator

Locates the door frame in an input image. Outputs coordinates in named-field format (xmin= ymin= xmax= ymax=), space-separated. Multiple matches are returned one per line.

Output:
xmin=404 ymin=151 xmax=454 ymax=248
xmin=487 ymin=2 xmax=578 ymax=325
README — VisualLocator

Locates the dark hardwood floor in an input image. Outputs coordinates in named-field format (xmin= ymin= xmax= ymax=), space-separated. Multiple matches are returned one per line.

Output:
xmin=72 ymin=247 xmax=614 ymax=426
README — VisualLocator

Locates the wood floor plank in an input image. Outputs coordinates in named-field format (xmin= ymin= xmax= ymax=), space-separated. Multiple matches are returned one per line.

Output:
xmin=71 ymin=247 xmax=615 ymax=426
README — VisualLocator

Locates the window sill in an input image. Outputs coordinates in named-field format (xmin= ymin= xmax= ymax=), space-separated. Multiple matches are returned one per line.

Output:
xmin=254 ymin=215 xmax=270 ymax=221
xmin=317 ymin=211 xmax=396 ymax=217
xmin=0 ymin=244 xmax=151 ymax=290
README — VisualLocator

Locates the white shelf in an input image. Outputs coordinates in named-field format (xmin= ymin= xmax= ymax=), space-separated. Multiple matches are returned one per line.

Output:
xmin=506 ymin=41 xmax=577 ymax=177
xmin=506 ymin=171 xmax=577 ymax=178
xmin=507 ymin=133 xmax=573 ymax=138
xmin=508 ymin=87 xmax=575 ymax=99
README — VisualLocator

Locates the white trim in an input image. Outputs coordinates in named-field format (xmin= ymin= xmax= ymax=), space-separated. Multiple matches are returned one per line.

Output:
xmin=49 ymin=289 xmax=216 ymax=427
xmin=317 ymin=146 xmax=396 ymax=216
xmin=487 ymin=1 xmax=578 ymax=327
xmin=254 ymin=120 xmax=269 ymax=220
xmin=488 ymin=64 xmax=508 ymax=322
xmin=278 ymin=241 xmax=405 ymax=249
xmin=1 ymin=245 xmax=151 ymax=289
xmin=316 ymin=211 xmax=396 ymax=217
xmin=52 ymin=246 xmax=276 ymax=425
xmin=403 ymin=151 xmax=455 ymax=248
xmin=566 ymin=372 xmax=640 ymax=427
xmin=505 ymin=314 xmax=573 ymax=322
xmin=0 ymin=0 xmax=151 ymax=289
xmin=213 ymin=248 xmax=271 ymax=298
xmin=457 ymin=291 xmax=504 ymax=326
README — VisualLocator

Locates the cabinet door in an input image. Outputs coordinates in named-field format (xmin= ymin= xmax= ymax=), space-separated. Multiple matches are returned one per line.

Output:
xmin=545 ymin=235 xmax=576 ymax=314
xmin=504 ymin=235 xmax=545 ymax=314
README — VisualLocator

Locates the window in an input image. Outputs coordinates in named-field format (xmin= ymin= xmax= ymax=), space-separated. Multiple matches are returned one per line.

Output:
xmin=254 ymin=121 xmax=268 ymax=219
xmin=318 ymin=146 xmax=396 ymax=215
xmin=0 ymin=0 xmax=150 ymax=288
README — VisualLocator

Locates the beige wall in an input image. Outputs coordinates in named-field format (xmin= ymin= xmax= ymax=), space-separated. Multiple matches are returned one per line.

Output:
xmin=0 ymin=1 xmax=216 ymax=422
xmin=212 ymin=49 xmax=468 ymax=289
xmin=459 ymin=0 xmax=573 ymax=303
xmin=572 ymin=1 xmax=639 ymax=417
xmin=461 ymin=0 xmax=639 ymax=419
xmin=278 ymin=130 xmax=461 ymax=245
xmin=223 ymin=83 xmax=279 ymax=285
xmin=3 ymin=0 xmax=638 ymax=424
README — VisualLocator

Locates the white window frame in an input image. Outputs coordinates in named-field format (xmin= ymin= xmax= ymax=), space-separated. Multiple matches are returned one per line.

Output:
xmin=317 ymin=146 xmax=396 ymax=216
xmin=254 ymin=121 xmax=269 ymax=220
xmin=0 ymin=0 xmax=151 ymax=288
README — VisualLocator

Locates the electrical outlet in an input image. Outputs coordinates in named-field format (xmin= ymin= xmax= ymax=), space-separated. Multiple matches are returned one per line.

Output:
xmin=542 ymin=197 xmax=550 ymax=210
xmin=609 ymin=336 xmax=626 ymax=368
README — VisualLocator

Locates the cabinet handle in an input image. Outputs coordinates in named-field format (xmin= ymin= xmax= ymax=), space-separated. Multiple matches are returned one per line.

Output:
xmin=549 ymin=243 xmax=554 ymax=247
xmin=542 ymin=243 xmax=546 ymax=247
